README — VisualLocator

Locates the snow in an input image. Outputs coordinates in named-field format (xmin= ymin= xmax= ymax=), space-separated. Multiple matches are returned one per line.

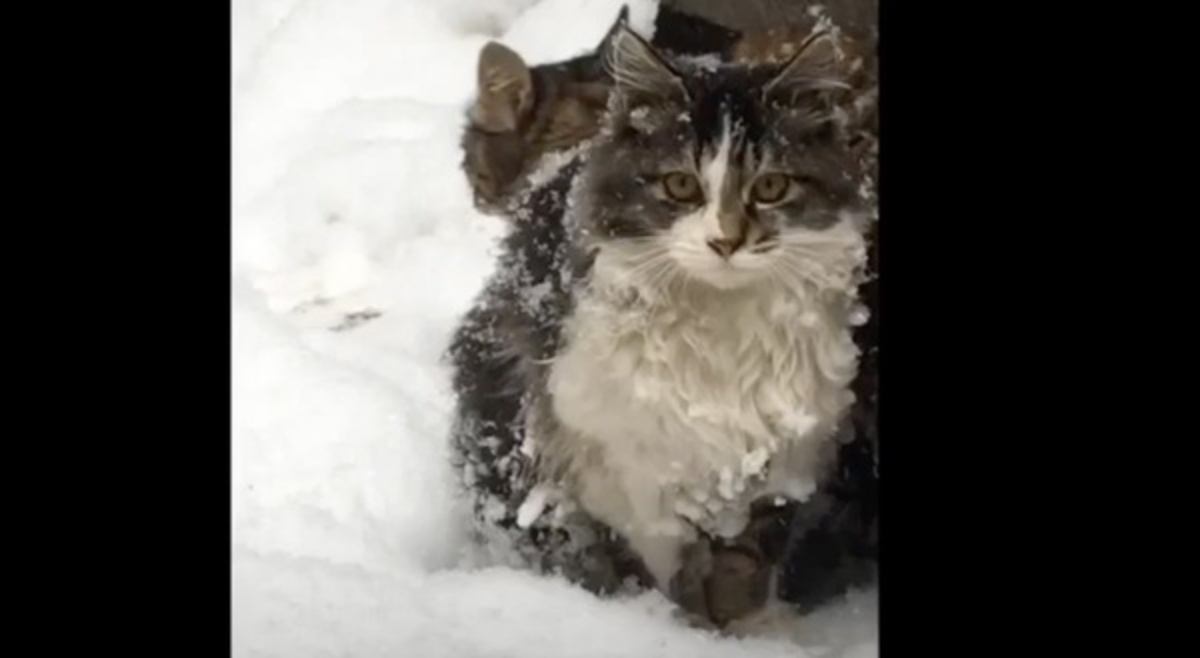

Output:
xmin=231 ymin=1 xmax=877 ymax=656
xmin=515 ymin=482 xmax=556 ymax=529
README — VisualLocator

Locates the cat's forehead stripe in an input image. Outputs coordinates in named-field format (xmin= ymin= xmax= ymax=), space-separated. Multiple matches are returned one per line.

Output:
xmin=699 ymin=114 xmax=734 ymax=235
xmin=687 ymin=71 xmax=765 ymax=152
xmin=702 ymin=114 xmax=733 ymax=193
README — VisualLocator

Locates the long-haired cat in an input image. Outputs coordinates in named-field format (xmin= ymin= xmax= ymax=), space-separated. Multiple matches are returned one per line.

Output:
xmin=450 ymin=18 xmax=876 ymax=626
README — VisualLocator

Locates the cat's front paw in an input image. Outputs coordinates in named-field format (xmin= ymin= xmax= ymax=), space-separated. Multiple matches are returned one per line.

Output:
xmin=704 ymin=544 xmax=772 ymax=627
xmin=669 ymin=536 xmax=773 ymax=629
xmin=669 ymin=538 xmax=714 ymax=621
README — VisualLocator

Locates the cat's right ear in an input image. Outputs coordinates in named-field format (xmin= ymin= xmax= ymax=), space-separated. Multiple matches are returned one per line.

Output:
xmin=606 ymin=24 xmax=687 ymax=107
xmin=470 ymin=42 xmax=534 ymax=133
xmin=762 ymin=32 xmax=851 ymax=107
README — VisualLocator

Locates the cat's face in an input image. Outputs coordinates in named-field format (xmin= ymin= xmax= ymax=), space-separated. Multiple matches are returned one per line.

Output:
xmin=575 ymin=27 xmax=866 ymax=292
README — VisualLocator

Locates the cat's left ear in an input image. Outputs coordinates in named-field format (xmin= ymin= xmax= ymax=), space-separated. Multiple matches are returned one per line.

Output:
xmin=763 ymin=31 xmax=851 ymax=106
xmin=606 ymin=24 xmax=687 ymax=107
xmin=471 ymin=41 xmax=534 ymax=133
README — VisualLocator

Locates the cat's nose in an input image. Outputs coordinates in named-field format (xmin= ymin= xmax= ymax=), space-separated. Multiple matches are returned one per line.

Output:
xmin=706 ymin=236 xmax=744 ymax=258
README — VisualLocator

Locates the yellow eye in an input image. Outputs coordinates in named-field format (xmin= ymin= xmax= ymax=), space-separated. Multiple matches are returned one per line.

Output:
xmin=662 ymin=172 xmax=703 ymax=203
xmin=751 ymin=173 xmax=792 ymax=204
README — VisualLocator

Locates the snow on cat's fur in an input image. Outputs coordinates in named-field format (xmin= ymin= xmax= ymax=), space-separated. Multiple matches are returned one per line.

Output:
xmin=449 ymin=22 xmax=872 ymax=623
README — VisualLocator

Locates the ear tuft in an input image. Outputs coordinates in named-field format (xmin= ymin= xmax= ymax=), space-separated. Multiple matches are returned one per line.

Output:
xmin=606 ymin=25 xmax=687 ymax=106
xmin=764 ymin=32 xmax=851 ymax=105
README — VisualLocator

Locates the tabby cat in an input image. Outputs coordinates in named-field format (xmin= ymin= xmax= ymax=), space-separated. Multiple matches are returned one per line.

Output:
xmin=451 ymin=13 xmax=877 ymax=626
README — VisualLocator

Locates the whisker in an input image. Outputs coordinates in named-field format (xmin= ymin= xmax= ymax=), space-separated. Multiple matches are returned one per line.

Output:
xmin=626 ymin=253 xmax=672 ymax=278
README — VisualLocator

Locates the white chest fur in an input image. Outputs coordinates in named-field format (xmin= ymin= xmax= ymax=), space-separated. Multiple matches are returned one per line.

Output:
xmin=545 ymin=249 xmax=860 ymax=549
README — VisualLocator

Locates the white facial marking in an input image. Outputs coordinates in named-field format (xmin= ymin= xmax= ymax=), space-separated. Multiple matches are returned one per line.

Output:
xmin=664 ymin=114 xmax=767 ymax=288
xmin=699 ymin=115 xmax=733 ymax=238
